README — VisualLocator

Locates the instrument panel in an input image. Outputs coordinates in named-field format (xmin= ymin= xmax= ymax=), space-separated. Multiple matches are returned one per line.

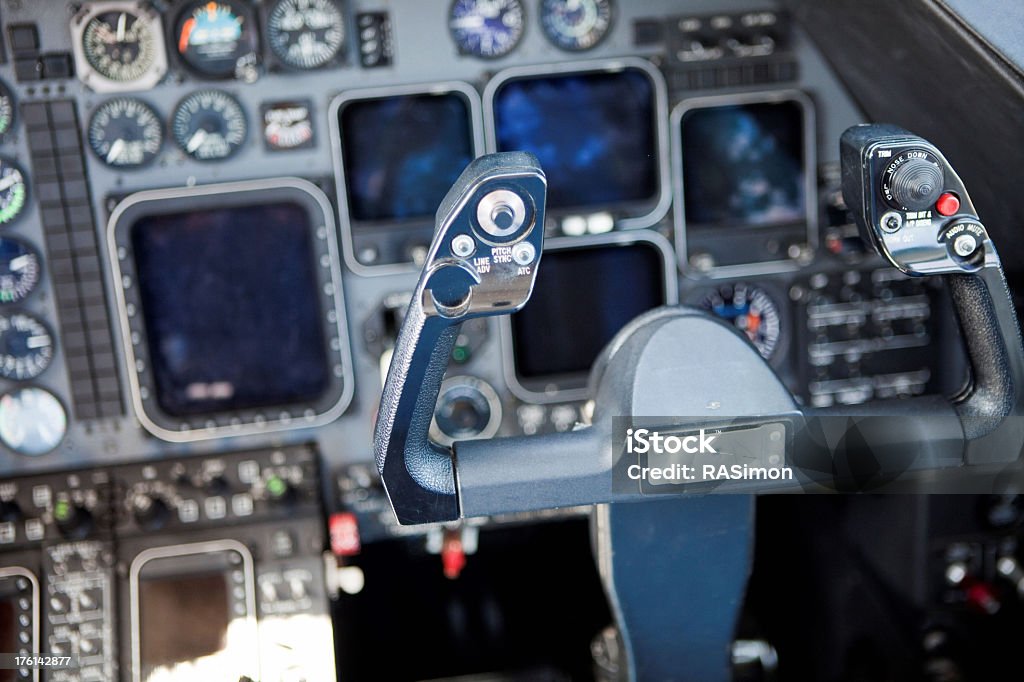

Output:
xmin=0 ymin=0 xmax=968 ymax=476
xmin=0 ymin=1 xmax=971 ymax=676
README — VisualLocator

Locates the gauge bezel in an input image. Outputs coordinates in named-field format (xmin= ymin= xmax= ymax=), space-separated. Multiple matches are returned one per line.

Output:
xmin=483 ymin=57 xmax=672 ymax=230
xmin=0 ymin=79 xmax=16 ymax=138
xmin=170 ymin=89 xmax=248 ymax=162
xmin=70 ymin=1 xmax=169 ymax=94
xmin=539 ymin=0 xmax=615 ymax=52
xmin=87 ymin=97 xmax=165 ymax=169
xmin=0 ymin=309 xmax=56 ymax=382
xmin=327 ymin=80 xmax=486 ymax=277
xmin=498 ymin=230 xmax=679 ymax=404
xmin=0 ymin=235 xmax=43 ymax=305
xmin=448 ymin=0 xmax=527 ymax=60
xmin=689 ymin=280 xmax=790 ymax=366
xmin=0 ymin=385 xmax=68 ymax=456
xmin=172 ymin=0 xmax=262 ymax=81
xmin=0 ymin=156 xmax=28 ymax=227
xmin=262 ymin=0 xmax=348 ymax=72
xmin=106 ymin=178 xmax=355 ymax=443
xmin=671 ymin=89 xmax=818 ymax=279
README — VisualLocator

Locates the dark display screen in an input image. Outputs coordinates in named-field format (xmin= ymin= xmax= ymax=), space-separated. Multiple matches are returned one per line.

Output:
xmin=493 ymin=69 xmax=659 ymax=211
xmin=339 ymin=92 xmax=475 ymax=222
xmin=132 ymin=202 xmax=329 ymax=417
xmin=680 ymin=100 xmax=806 ymax=229
xmin=139 ymin=573 xmax=230 ymax=677
xmin=0 ymin=597 xmax=15 ymax=682
xmin=511 ymin=243 xmax=666 ymax=379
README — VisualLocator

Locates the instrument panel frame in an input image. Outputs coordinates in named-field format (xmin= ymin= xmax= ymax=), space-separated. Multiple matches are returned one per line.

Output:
xmin=128 ymin=538 xmax=259 ymax=682
xmin=328 ymin=79 xmax=487 ymax=277
xmin=105 ymin=177 xmax=355 ymax=443
xmin=670 ymin=88 xmax=819 ymax=278
xmin=482 ymin=57 xmax=673 ymax=230
xmin=499 ymin=229 xmax=679 ymax=404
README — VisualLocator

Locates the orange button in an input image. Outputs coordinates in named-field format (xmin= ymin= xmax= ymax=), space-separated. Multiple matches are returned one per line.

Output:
xmin=936 ymin=192 xmax=961 ymax=216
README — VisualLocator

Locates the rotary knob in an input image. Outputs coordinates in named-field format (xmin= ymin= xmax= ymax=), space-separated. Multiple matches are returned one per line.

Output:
xmin=885 ymin=156 xmax=944 ymax=211
xmin=53 ymin=499 xmax=92 ymax=539
xmin=131 ymin=494 xmax=169 ymax=531
xmin=0 ymin=499 xmax=21 ymax=522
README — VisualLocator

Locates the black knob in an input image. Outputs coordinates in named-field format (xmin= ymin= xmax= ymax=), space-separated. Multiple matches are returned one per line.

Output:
xmin=53 ymin=500 xmax=92 ymax=539
xmin=0 ymin=500 xmax=22 ymax=522
xmin=888 ymin=158 xmax=943 ymax=211
xmin=203 ymin=474 xmax=229 ymax=496
xmin=132 ymin=494 xmax=169 ymax=531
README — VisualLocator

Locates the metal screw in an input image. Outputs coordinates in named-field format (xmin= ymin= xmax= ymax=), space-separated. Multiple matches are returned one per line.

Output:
xmin=953 ymin=234 xmax=978 ymax=258
xmin=880 ymin=211 xmax=903 ymax=233
xmin=451 ymin=234 xmax=475 ymax=258
xmin=512 ymin=241 xmax=535 ymax=266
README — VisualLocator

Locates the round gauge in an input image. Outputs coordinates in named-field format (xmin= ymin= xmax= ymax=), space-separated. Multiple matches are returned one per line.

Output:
xmin=0 ymin=387 xmax=67 ymax=456
xmin=175 ymin=0 xmax=259 ymax=80
xmin=0 ymin=80 xmax=14 ymax=137
xmin=0 ymin=311 xmax=54 ymax=381
xmin=266 ymin=0 xmax=346 ymax=70
xmin=700 ymin=283 xmax=782 ymax=359
xmin=540 ymin=0 xmax=613 ymax=51
xmin=81 ymin=7 xmax=161 ymax=83
xmin=0 ymin=237 xmax=41 ymax=305
xmin=88 ymin=98 xmax=163 ymax=168
xmin=0 ymin=159 xmax=27 ymax=226
xmin=449 ymin=0 xmax=526 ymax=59
xmin=172 ymin=90 xmax=247 ymax=161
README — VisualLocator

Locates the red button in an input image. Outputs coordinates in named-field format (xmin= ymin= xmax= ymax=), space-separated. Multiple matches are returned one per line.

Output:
xmin=936 ymin=192 xmax=961 ymax=216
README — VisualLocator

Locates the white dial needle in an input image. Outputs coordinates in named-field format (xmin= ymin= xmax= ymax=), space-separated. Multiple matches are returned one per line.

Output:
xmin=0 ymin=173 xmax=20 ymax=192
xmin=117 ymin=13 xmax=126 ymax=42
xmin=106 ymin=139 xmax=126 ymax=163
xmin=186 ymin=129 xmax=208 ymax=153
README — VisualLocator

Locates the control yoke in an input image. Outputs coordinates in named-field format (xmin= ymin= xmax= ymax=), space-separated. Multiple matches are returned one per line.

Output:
xmin=375 ymin=129 xmax=1024 ymax=526
xmin=373 ymin=152 xmax=548 ymax=524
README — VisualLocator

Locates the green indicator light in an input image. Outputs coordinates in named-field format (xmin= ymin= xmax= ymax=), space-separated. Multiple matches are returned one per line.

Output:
xmin=452 ymin=346 xmax=469 ymax=363
xmin=267 ymin=476 xmax=287 ymax=498
xmin=54 ymin=499 xmax=71 ymax=521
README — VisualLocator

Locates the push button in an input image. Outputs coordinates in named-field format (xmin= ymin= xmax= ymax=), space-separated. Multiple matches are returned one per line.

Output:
xmin=936 ymin=192 xmax=961 ymax=217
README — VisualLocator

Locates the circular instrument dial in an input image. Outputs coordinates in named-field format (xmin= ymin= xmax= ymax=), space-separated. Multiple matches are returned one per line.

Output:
xmin=176 ymin=0 xmax=259 ymax=79
xmin=88 ymin=97 xmax=163 ymax=168
xmin=700 ymin=283 xmax=782 ymax=359
xmin=0 ymin=311 xmax=54 ymax=381
xmin=82 ymin=8 xmax=160 ymax=83
xmin=449 ymin=0 xmax=525 ymax=59
xmin=540 ymin=0 xmax=613 ymax=51
xmin=0 ymin=237 xmax=41 ymax=305
xmin=267 ymin=0 xmax=346 ymax=70
xmin=0 ymin=158 xmax=27 ymax=226
xmin=0 ymin=387 xmax=67 ymax=456
xmin=172 ymin=90 xmax=247 ymax=161
xmin=0 ymin=80 xmax=14 ymax=137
